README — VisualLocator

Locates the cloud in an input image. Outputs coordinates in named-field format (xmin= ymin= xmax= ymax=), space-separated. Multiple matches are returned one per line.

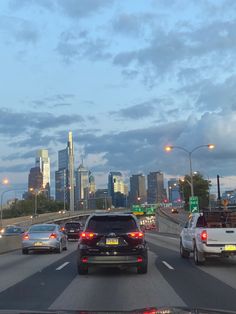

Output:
xmin=2 ymin=150 xmax=36 ymax=161
xmin=57 ymin=36 xmax=111 ymax=63
xmin=56 ymin=0 xmax=115 ymax=19
xmin=112 ymin=13 xmax=157 ymax=36
xmin=10 ymin=0 xmax=115 ymax=18
xmin=0 ymin=108 xmax=83 ymax=137
xmin=0 ymin=15 xmax=40 ymax=44
xmin=0 ymin=163 xmax=33 ymax=173
xmin=110 ymin=100 xmax=158 ymax=120
xmin=113 ymin=19 xmax=236 ymax=78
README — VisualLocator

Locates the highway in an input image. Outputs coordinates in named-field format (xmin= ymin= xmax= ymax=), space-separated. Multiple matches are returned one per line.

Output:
xmin=0 ymin=216 xmax=236 ymax=312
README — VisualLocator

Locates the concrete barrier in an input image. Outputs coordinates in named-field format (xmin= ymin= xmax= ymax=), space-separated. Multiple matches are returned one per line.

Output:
xmin=0 ymin=235 xmax=22 ymax=254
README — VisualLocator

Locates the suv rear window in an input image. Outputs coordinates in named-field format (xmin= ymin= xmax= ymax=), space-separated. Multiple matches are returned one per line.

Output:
xmin=87 ymin=216 xmax=138 ymax=233
xmin=65 ymin=223 xmax=81 ymax=229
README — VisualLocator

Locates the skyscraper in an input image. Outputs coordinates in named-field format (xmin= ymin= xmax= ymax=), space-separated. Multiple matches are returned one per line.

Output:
xmin=147 ymin=171 xmax=166 ymax=204
xmin=108 ymin=172 xmax=126 ymax=207
xmin=68 ymin=131 xmax=75 ymax=212
xmin=130 ymin=174 xmax=146 ymax=205
xmin=36 ymin=149 xmax=50 ymax=198
xmin=55 ymin=132 xmax=75 ymax=211
xmin=168 ymin=178 xmax=181 ymax=203
xmin=76 ymin=163 xmax=89 ymax=203
xmin=28 ymin=167 xmax=43 ymax=192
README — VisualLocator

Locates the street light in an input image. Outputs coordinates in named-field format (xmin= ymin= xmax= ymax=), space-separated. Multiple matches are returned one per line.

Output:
xmin=29 ymin=188 xmax=41 ymax=216
xmin=165 ymin=144 xmax=215 ymax=196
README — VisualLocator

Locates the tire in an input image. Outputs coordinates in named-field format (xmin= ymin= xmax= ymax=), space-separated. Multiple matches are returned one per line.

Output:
xmin=22 ymin=248 xmax=29 ymax=255
xmin=137 ymin=258 xmax=148 ymax=274
xmin=180 ymin=240 xmax=190 ymax=258
xmin=194 ymin=244 xmax=205 ymax=265
xmin=77 ymin=263 xmax=88 ymax=275
xmin=56 ymin=241 xmax=62 ymax=254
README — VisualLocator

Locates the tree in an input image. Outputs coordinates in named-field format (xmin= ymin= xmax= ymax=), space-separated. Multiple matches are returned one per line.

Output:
xmin=179 ymin=173 xmax=210 ymax=210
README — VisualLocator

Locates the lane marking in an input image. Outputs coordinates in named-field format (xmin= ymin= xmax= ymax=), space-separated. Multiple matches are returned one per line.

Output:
xmin=162 ymin=261 xmax=174 ymax=270
xmin=56 ymin=262 xmax=70 ymax=271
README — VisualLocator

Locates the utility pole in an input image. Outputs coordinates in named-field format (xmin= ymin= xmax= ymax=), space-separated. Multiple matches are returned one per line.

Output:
xmin=68 ymin=131 xmax=75 ymax=212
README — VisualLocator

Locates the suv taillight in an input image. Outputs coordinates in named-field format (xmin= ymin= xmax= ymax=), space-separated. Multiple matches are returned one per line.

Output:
xmin=128 ymin=232 xmax=144 ymax=239
xmin=80 ymin=232 xmax=96 ymax=240
xmin=201 ymin=230 xmax=207 ymax=242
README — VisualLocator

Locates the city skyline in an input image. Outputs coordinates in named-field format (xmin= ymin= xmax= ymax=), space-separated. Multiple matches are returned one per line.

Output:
xmin=0 ymin=0 xmax=236 ymax=196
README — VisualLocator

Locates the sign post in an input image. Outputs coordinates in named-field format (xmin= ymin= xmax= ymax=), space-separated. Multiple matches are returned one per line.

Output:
xmin=189 ymin=196 xmax=199 ymax=213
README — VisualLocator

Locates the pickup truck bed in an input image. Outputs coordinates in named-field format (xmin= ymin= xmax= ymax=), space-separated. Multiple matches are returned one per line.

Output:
xmin=180 ymin=211 xmax=236 ymax=265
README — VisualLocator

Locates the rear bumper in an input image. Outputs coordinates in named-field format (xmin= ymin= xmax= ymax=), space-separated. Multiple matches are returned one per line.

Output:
xmin=22 ymin=239 xmax=60 ymax=250
xmin=198 ymin=242 xmax=236 ymax=255
xmin=67 ymin=233 xmax=80 ymax=239
xmin=85 ymin=255 xmax=143 ymax=265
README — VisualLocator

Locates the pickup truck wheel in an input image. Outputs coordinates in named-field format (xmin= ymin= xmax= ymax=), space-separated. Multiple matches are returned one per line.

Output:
xmin=180 ymin=240 xmax=190 ymax=258
xmin=194 ymin=245 xmax=205 ymax=265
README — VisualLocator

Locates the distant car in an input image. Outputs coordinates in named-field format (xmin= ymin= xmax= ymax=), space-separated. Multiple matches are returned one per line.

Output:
xmin=77 ymin=213 xmax=148 ymax=275
xmin=64 ymin=221 xmax=82 ymax=240
xmin=59 ymin=210 xmax=67 ymax=214
xmin=0 ymin=225 xmax=24 ymax=237
xmin=22 ymin=223 xmax=67 ymax=254
xmin=171 ymin=208 xmax=179 ymax=214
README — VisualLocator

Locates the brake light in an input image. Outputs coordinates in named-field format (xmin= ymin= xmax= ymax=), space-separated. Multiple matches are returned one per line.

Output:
xmin=137 ymin=257 xmax=143 ymax=263
xmin=80 ymin=232 xmax=95 ymax=240
xmin=82 ymin=257 xmax=88 ymax=263
xmin=23 ymin=233 xmax=29 ymax=240
xmin=49 ymin=233 xmax=57 ymax=239
xmin=128 ymin=232 xmax=144 ymax=239
xmin=60 ymin=227 xmax=65 ymax=232
xmin=201 ymin=230 xmax=207 ymax=242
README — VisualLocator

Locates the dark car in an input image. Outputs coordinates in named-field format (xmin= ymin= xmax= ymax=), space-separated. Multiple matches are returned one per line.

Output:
xmin=77 ymin=213 xmax=148 ymax=275
xmin=64 ymin=221 xmax=82 ymax=240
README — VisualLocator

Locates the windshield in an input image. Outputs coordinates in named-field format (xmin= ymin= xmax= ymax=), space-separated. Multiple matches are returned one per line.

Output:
xmin=29 ymin=225 xmax=56 ymax=232
xmin=87 ymin=216 xmax=138 ymax=233
xmin=0 ymin=0 xmax=236 ymax=313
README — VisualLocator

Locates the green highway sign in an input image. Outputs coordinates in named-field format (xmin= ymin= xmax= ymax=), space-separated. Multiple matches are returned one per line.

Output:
xmin=189 ymin=196 xmax=199 ymax=213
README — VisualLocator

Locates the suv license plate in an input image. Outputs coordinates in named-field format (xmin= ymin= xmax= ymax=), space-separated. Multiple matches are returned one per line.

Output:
xmin=106 ymin=238 xmax=119 ymax=245
xmin=225 ymin=245 xmax=236 ymax=251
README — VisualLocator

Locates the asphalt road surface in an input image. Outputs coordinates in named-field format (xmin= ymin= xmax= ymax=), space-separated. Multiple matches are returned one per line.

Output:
xmin=1 ymin=234 xmax=236 ymax=312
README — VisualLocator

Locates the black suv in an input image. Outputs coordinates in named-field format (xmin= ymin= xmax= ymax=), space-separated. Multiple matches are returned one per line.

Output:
xmin=77 ymin=213 xmax=148 ymax=275
xmin=64 ymin=221 xmax=82 ymax=240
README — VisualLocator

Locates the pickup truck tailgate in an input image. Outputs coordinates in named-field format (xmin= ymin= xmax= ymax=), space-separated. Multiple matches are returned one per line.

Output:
xmin=206 ymin=228 xmax=236 ymax=245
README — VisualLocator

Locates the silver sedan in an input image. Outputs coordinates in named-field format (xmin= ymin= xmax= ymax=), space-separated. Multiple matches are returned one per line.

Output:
xmin=22 ymin=223 xmax=67 ymax=254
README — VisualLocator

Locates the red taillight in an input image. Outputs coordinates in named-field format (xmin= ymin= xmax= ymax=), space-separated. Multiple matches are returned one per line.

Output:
xmin=128 ymin=232 xmax=144 ymax=239
xmin=60 ymin=227 xmax=65 ymax=232
xmin=49 ymin=233 xmax=57 ymax=239
xmin=201 ymin=230 xmax=207 ymax=242
xmin=23 ymin=233 xmax=29 ymax=240
xmin=82 ymin=257 xmax=88 ymax=263
xmin=80 ymin=232 xmax=95 ymax=240
xmin=137 ymin=257 xmax=143 ymax=263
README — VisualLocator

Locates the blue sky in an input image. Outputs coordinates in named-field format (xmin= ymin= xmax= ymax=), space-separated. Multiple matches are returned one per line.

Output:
xmin=0 ymin=0 xmax=236 ymax=198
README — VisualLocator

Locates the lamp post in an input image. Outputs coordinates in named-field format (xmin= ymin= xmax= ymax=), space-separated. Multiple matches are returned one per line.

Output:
xmin=165 ymin=144 xmax=215 ymax=197
xmin=29 ymin=188 xmax=40 ymax=216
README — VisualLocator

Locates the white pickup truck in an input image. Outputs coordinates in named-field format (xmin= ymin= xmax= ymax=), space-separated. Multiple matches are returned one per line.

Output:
xmin=180 ymin=211 xmax=236 ymax=265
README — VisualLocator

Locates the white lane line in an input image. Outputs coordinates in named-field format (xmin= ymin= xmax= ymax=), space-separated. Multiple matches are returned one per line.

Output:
xmin=56 ymin=262 xmax=70 ymax=271
xmin=162 ymin=261 xmax=174 ymax=270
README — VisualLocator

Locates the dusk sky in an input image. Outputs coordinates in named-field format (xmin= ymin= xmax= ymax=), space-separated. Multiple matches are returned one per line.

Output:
xmin=1 ymin=0 xmax=236 ymax=198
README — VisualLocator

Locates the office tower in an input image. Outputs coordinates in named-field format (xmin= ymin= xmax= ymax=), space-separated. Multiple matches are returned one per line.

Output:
xmin=89 ymin=171 xmax=96 ymax=194
xmin=168 ymin=178 xmax=181 ymax=203
xmin=55 ymin=132 xmax=75 ymax=211
xmin=130 ymin=174 xmax=146 ymax=205
xmin=28 ymin=167 xmax=43 ymax=192
xmin=108 ymin=172 xmax=126 ymax=207
xmin=76 ymin=163 xmax=89 ymax=204
xmin=36 ymin=149 xmax=50 ymax=198
xmin=147 ymin=171 xmax=166 ymax=204
xmin=68 ymin=131 xmax=75 ymax=212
